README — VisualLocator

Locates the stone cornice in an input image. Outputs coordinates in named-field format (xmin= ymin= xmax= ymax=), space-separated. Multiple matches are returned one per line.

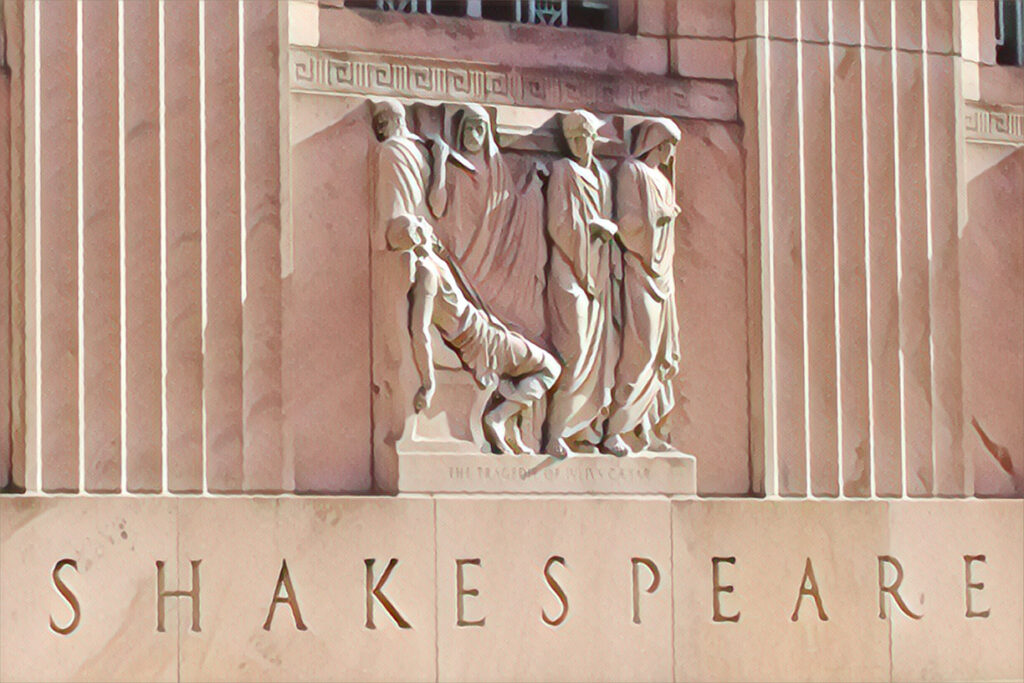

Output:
xmin=965 ymin=102 xmax=1024 ymax=146
xmin=289 ymin=45 xmax=738 ymax=121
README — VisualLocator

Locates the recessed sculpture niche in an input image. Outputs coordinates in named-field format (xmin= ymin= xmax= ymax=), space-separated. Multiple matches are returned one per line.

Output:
xmin=369 ymin=97 xmax=685 ymax=463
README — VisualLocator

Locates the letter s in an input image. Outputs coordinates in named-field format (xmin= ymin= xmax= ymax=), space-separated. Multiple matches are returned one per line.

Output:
xmin=50 ymin=559 xmax=81 ymax=635
xmin=542 ymin=555 xmax=569 ymax=627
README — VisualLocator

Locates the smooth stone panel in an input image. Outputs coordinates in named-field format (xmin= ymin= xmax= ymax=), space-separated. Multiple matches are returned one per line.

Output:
xmin=164 ymin=0 xmax=204 ymax=493
xmin=670 ymin=37 xmax=734 ymax=79
xmin=82 ymin=0 xmax=122 ymax=492
xmin=799 ymin=1 xmax=828 ymax=44
xmin=674 ymin=121 xmax=750 ymax=496
xmin=961 ymin=149 xmax=1024 ymax=497
xmin=801 ymin=41 xmax=840 ymax=498
xmin=203 ymin=0 xmax=244 ymax=493
xmin=895 ymin=51 xmax=934 ymax=497
xmin=889 ymin=501 xmax=1024 ymax=682
xmin=832 ymin=45 xmax=871 ymax=497
xmin=436 ymin=497 xmax=673 ymax=682
xmin=926 ymin=54 xmax=964 ymax=496
xmin=123 ymin=1 xmax=163 ymax=493
xmin=242 ymin=0 xmax=286 ymax=492
xmin=0 ymin=497 xmax=178 ymax=682
xmin=672 ymin=500 xmax=891 ymax=683
xmin=861 ymin=0 xmax=893 ymax=50
xmin=39 ymin=0 xmax=80 ymax=492
xmin=768 ymin=39 xmax=807 ymax=496
xmin=176 ymin=497 xmax=436 ymax=682
xmin=287 ymin=96 xmax=373 ymax=493
xmin=895 ymin=0 xmax=923 ymax=52
xmin=924 ymin=0 xmax=954 ymax=55
xmin=671 ymin=0 xmax=734 ymax=39
xmin=831 ymin=0 xmax=861 ymax=46
xmin=864 ymin=47 xmax=902 ymax=498
xmin=398 ymin=452 xmax=695 ymax=495
xmin=0 ymin=59 xmax=10 ymax=490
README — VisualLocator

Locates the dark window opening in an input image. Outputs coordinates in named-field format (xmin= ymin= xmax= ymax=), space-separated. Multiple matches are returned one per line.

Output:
xmin=996 ymin=0 xmax=1024 ymax=66
xmin=343 ymin=0 xmax=615 ymax=32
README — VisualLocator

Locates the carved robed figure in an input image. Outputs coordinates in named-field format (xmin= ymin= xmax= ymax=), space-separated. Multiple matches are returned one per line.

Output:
xmin=543 ymin=110 xmax=620 ymax=459
xmin=604 ymin=118 xmax=683 ymax=455
xmin=427 ymin=104 xmax=548 ymax=339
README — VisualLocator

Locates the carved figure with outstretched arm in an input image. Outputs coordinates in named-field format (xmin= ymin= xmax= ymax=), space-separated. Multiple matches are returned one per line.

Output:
xmin=386 ymin=214 xmax=560 ymax=455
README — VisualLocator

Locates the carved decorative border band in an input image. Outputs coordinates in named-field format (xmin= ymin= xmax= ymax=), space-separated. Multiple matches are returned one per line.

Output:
xmin=290 ymin=46 xmax=737 ymax=121
xmin=965 ymin=103 xmax=1024 ymax=146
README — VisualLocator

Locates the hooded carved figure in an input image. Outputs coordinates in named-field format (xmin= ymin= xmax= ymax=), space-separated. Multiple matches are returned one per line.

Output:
xmin=427 ymin=103 xmax=547 ymax=339
xmin=603 ymin=117 xmax=682 ymax=455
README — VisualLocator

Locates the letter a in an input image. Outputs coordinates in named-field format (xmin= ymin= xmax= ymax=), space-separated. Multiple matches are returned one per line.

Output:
xmin=790 ymin=557 xmax=829 ymax=621
xmin=263 ymin=560 xmax=308 ymax=631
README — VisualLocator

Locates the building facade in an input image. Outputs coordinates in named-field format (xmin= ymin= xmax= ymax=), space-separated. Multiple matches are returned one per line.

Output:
xmin=0 ymin=1 xmax=1022 ymax=680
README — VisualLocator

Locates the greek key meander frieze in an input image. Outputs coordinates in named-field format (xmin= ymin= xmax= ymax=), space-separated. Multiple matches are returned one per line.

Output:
xmin=290 ymin=46 xmax=737 ymax=120
xmin=965 ymin=102 xmax=1024 ymax=145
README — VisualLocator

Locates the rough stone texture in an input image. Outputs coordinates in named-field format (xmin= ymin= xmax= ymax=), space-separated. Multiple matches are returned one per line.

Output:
xmin=888 ymin=501 xmax=1024 ymax=681
xmin=164 ymin=0 xmax=204 ymax=493
xmin=175 ymin=498 xmax=436 ymax=682
xmin=861 ymin=0 xmax=892 ymax=50
xmin=0 ymin=497 xmax=179 ymax=681
xmin=203 ymin=0 xmax=245 ymax=493
xmin=895 ymin=0 xmax=923 ymax=52
xmin=673 ymin=500 xmax=892 ymax=682
xmin=123 ymin=1 xmax=163 ymax=494
xmin=961 ymin=149 xmax=1024 ymax=497
xmin=435 ymin=497 xmax=673 ymax=682
xmin=38 ymin=1 xmax=80 ymax=492
xmin=81 ymin=1 xmax=122 ymax=493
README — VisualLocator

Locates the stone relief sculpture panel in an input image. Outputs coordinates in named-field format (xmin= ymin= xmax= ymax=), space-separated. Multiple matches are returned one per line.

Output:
xmin=367 ymin=98 xmax=687 ymax=467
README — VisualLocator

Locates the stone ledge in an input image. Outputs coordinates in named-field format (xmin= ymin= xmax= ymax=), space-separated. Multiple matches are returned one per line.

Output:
xmin=397 ymin=451 xmax=697 ymax=495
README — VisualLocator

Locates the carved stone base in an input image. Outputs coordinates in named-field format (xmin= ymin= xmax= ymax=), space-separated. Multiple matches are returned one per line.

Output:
xmin=397 ymin=450 xmax=696 ymax=495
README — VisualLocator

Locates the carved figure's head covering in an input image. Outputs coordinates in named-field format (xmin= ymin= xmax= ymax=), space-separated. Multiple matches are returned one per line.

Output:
xmin=452 ymin=103 xmax=499 ymax=158
xmin=562 ymin=109 xmax=607 ymax=141
xmin=630 ymin=117 xmax=681 ymax=160
xmin=371 ymin=98 xmax=406 ymax=120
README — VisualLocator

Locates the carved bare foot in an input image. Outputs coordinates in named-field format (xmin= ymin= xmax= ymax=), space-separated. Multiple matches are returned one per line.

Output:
xmin=483 ymin=414 xmax=515 ymax=455
xmin=545 ymin=438 xmax=571 ymax=460
xmin=646 ymin=434 xmax=674 ymax=452
xmin=601 ymin=434 xmax=630 ymax=458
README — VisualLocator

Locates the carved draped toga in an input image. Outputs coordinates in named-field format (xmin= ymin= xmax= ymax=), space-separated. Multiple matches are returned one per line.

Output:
xmin=607 ymin=155 xmax=681 ymax=438
xmin=544 ymin=156 xmax=618 ymax=442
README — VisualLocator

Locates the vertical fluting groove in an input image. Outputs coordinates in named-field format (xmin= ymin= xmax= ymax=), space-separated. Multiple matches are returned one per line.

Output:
xmin=921 ymin=0 xmax=937 ymax=496
xmin=795 ymin=0 xmax=813 ymax=498
xmin=198 ymin=0 xmax=208 ymax=495
xmin=117 ymin=0 xmax=127 ymax=493
xmin=32 ymin=0 xmax=42 ymax=493
xmin=890 ymin=0 xmax=908 ymax=498
xmin=763 ymin=0 xmax=779 ymax=497
xmin=75 ymin=0 xmax=85 ymax=493
xmin=158 ymin=0 xmax=168 ymax=494
xmin=827 ymin=0 xmax=844 ymax=498
xmin=238 ymin=0 xmax=247 ymax=308
xmin=858 ymin=0 xmax=876 ymax=498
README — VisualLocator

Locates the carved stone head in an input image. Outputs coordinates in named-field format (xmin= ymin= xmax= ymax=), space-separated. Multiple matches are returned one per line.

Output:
xmin=371 ymin=98 xmax=408 ymax=142
xmin=561 ymin=109 xmax=605 ymax=165
xmin=630 ymin=117 xmax=681 ymax=170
